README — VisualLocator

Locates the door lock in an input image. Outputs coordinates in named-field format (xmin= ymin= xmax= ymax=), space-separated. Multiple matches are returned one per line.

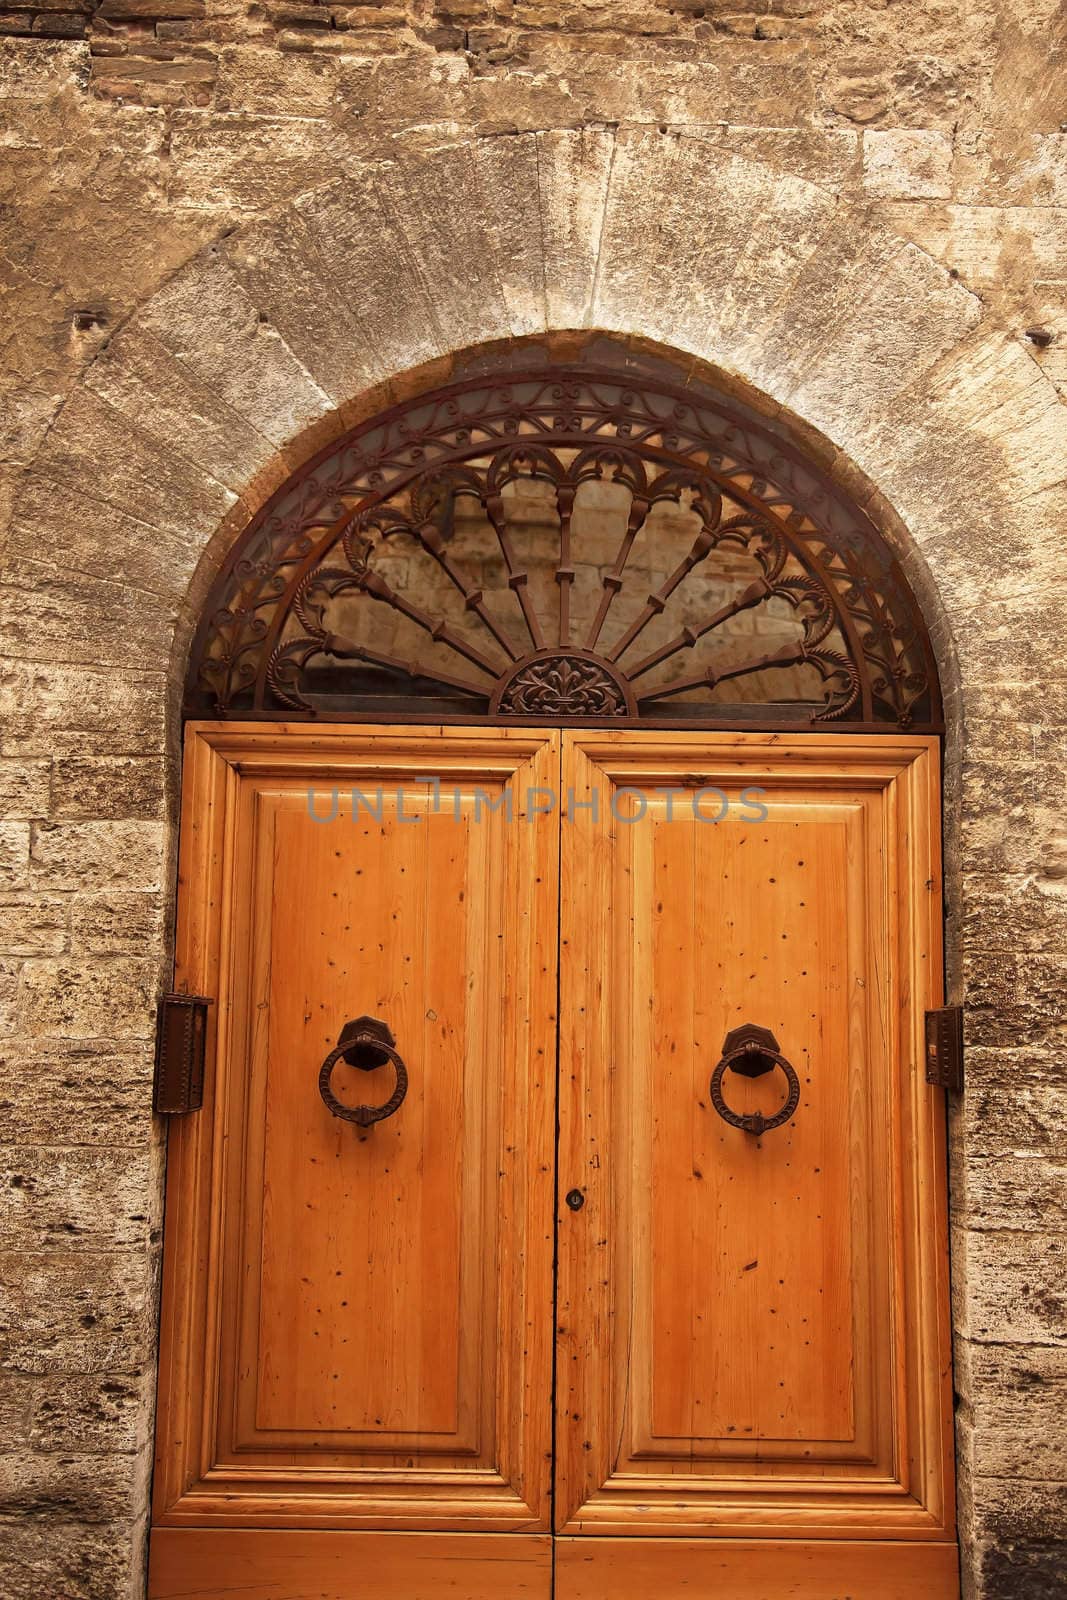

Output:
xmin=564 ymin=1188 xmax=586 ymax=1211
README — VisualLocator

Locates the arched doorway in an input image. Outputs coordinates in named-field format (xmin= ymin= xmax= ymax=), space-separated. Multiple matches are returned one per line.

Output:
xmin=150 ymin=338 xmax=957 ymax=1599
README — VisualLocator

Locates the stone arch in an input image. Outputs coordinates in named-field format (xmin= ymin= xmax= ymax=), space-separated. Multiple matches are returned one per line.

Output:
xmin=7 ymin=127 xmax=1066 ymax=1599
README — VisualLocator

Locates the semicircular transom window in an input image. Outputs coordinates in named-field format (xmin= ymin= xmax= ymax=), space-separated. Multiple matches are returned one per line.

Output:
xmin=187 ymin=343 xmax=941 ymax=731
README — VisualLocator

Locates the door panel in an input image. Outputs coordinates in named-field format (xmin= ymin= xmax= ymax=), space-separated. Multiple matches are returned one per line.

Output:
xmin=555 ymin=1536 xmax=961 ymax=1599
xmin=555 ymin=733 xmax=954 ymax=1583
xmin=150 ymin=1531 xmax=552 ymax=1599
xmin=151 ymin=725 xmax=560 ymax=1571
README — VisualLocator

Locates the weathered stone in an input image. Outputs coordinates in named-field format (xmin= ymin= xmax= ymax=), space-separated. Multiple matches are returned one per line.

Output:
xmin=0 ymin=759 xmax=49 ymax=819
xmin=0 ymin=1449 xmax=145 ymax=1521
xmin=977 ymin=1539 xmax=1067 ymax=1600
xmin=0 ymin=662 xmax=167 ymax=761
xmin=287 ymin=173 xmax=445 ymax=387
xmin=29 ymin=822 xmax=165 ymax=891
xmin=0 ymin=1144 xmax=159 ymax=1251
xmin=0 ymin=895 xmax=69 ymax=955
xmin=50 ymin=756 xmax=169 ymax=823
xmin=28 ymin=1371 xmax=149 ymax=1454
xmin=167 ymin=108 xmax=349 ymax=210
xmin=82 ymin=323 xmax=279 ymax=495
xmin=962 ymin=1156 xmax=1067 ymax=1232
xmin=0 ymin=559 xmax=178 ymax=671
xmin=956 ymin=1061 xmax=1067 ymax=1180
xmin=0 ymin=1370 xmax=29 ymax=1445
xmin=31 ymin=389 xmax=235 ymax=544
xmin=955 ymin=1227 xmax=1066 ymax=1346
xmin=70 ymin=890 xmax=166 ymax=955
xmin=221 ymin=199 xmax=380 ymax=406
xmin=956 ymin=1341 xmax=1067 ymax=1479
xmin=0 ymin=1250 xmax=158 ymax=1374
xmin=18 ymin=957 xmax=159 ymax=1039
xmin=961 ymin=874 xmax=1067 ymax=954
xmin=7 ymin=475 xmax=202 ymax=603
xmin=962 ymin=949 xmax=1065 ymax=1049
xmin=862 ymin=128 xmax=952 ymax=199
xmin=0 ymin=960 xmax=19 ymax=1037
xmin=134 ymin=251 xmax=334 ymax=447
xmin=0 ymin=821 xmax=30 ymax=891
xmin=0 ymin=1516 xmax=139 ymax=1600
xmin=0 ymin=1040 xmax=156 ymax=1145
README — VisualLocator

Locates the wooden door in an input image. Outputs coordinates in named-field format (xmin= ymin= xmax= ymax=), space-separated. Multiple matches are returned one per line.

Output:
xmin=149 ymin=724 xmax=560 ymax=1597
xmin=555 ymin=730 xmax=957 ymax=1598
xmin=151 ymin=723 xmax=957 ymax=1600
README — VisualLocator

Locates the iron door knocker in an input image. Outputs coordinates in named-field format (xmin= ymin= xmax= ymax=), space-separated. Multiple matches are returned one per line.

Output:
xmin=709 ymin=1023 xmax=800 ymax=1136
xmin=318 ymin=1016 xmax=408 ymax=1129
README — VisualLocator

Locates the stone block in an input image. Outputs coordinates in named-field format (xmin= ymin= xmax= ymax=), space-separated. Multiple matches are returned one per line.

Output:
xmin=28 ymin=1371 xmax=148 ymax=1454
xmin=221 ymin=201 xmax=377 ymax=407
xmin=956 ymin=1340 xmax=1067 ymax=1480
xmin=0 ymin=822 xmax=30 ymax=891
xmin=958 ymin=1063 xmax=1067 ymax=1160
xmin=0 ymin=1144 xmax=159 ymax=1252
xmin=167 ymin=108 xmax=349 ymax=212
xmin=954 ymin=1228 xmax=1066 ymax=1346
xmin=83 ymin=323 xmax=278 ymax=495
xmin=50 ymin=756 xmax=169 ymax=823
xmin=961 ymin=1156 xmax=1067 ymax=1232
xmin=976 ymin=1539 xmax=1067 ymax=1600
xmin=863 ymin=128 xmax=952 ymax=200
xmin=0 ymin=1371 xmax=29 ymax=1445
xmin=0 ymin=1040 xmax=156 ymax=1146
xmin=962 ymin=949 xmax=1065 ymax=1049
xmin=0 ymin=960 xmax=19 ymax=1037
xmin=0 ymin=1515 xmax=138 ymax=1599
xmin=0 ymin=1448 xmax=143 ymax=1521
xmin=290 ymin=173 xmax=444 ymax=387
xmin=18 ymin=957 xmax=159 ymax=1040
xmin=0 ymin=560 xmax=178 ymax=672
xmin=71 ymin=891 xmax=166 ymax=955
xmin=0 ymin=896 xmax=69 ymax=956
xmin=29 ymin=822 xmax=165 ymax=893
xmin=0 ymin=760 xmax=50 ymax=819
xmin=0 ymin=662 xmax=168 ymax=761
xmin=535 ymin=127 xmax=613 ymax=328
xmin=134 ymin=250 xmax=334 ymax=447
xmin=0 ymin=1250 xmax=158 ymax=1374
xmin=31 ymin=388 xmax=236 ymax=546
xmin=961 ymin=875 xmax=1067 ymax=955
xmin=7 ymin=475 xmax=201 ymax=603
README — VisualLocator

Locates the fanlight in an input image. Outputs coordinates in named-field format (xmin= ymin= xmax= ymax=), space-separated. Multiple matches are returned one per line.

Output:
xmin=188 ymin=349 xmax=939 ymax=730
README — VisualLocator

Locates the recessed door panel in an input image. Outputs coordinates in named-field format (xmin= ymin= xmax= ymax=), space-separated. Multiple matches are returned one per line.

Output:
xmin=554 ymin=731 xmax=955 ymax=1589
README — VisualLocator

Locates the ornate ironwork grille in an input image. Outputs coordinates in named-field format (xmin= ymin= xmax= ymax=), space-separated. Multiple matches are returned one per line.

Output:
xmin=187 ymin=350 xmax=941 ymax=730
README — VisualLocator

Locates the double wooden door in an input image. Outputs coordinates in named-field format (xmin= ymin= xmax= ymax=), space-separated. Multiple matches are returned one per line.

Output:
xmin=149 ymin=725 xmax=958 ymax=1599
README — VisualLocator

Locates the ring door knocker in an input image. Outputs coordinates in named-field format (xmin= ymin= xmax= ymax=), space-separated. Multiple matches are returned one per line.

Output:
xmin=709 ymin=1023 xmax=800 ymax=1137
xmin=318 ymin=1015 xmax=409 ymax=1129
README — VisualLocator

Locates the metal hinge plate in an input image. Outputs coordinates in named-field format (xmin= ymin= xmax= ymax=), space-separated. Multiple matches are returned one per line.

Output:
xmin=924 ymin=1005 xmax=964 ymax=1093
xmin=153 ymin=993 xmax=212 ymax=1114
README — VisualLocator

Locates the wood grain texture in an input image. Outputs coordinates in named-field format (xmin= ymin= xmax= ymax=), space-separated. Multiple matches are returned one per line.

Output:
xmin=149 ymin=1530 xmax=552 ymax=1598
xmin=555 ymin=1536 xmax=959 ymax=1598
xmin=555 ymin=731 xmax=954 ymax=1546
xmin=153 ymin=724 xmax=561 ymax=1533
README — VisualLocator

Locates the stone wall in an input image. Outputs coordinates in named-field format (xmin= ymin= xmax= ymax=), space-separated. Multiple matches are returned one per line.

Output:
xmin=1 ymin=7 xmax=1065 ymax=1598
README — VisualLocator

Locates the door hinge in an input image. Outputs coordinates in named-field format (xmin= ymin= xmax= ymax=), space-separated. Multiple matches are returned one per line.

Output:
xmin=925 ymin=1006 xmax=963 ymax=1093
xmin=153 ymin=993 xmax=212 ymax=1114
